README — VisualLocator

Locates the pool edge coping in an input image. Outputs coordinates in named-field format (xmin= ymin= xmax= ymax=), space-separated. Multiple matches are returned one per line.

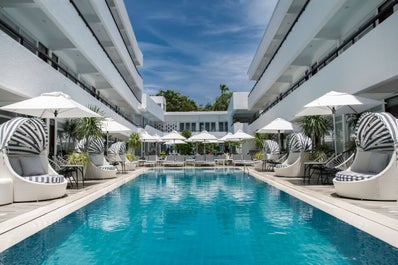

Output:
xmin=0 ymin=168 xmax=149 ymax=253
xmin=248 ymin=168 xmax=398 ymax=248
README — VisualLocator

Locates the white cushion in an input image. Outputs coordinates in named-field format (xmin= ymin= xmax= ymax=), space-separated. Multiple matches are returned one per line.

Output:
xmin=286 ymin=152 xmax=300 ymax=164
xmin=19 ymin=156 xmax=46 ymax=176
xmin=90 ymin=154 xmax=104 ymax=166
xmin=9 ymin=157 xmax=23 ymax=175
xmin=368 ymin=152 xmax=389 ymax=174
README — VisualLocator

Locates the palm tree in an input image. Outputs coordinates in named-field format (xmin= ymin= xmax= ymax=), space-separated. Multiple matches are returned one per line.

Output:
xmin=128 ymin=132 xmax=141 ymax=156
xmin=219 ymin=84 xmax=229 ymax=94
xmin=254 ymin=133 xmax=269 ymax=150
xmin=298 ymin=115 xmax=331 ymax=149
xmin=62 ymin=119 xmax=78 ymax=153
xmin=74 ymin=105 xmax=104 ymax=153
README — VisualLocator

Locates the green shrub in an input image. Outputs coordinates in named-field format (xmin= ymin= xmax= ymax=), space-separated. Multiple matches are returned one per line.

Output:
xmin=126 ymin=153 xmax=135 ymax=161
xmin=254 ymin=152 xmax=263 ymax=160
xmin=68 ymin=152 xmax=89 ymax=165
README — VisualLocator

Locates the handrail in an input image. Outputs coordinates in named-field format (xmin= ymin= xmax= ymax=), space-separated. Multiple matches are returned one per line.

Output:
xmin=104 ymin=0 xmax=142 ymax=79
xmin=249 ymin=0 xmax=310 ymax=96
xmin=70 ymin=0 xmax=142 ymax=103
xmin=250 ymin=0 xmax=397 ymax=124
xmin=0 ymin=18 xmax=140 ymax=128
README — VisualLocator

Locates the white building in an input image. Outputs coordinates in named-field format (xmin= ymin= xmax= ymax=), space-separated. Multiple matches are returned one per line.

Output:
xmin=162 ymin=111 xmax=228 ymax=138
xmin=2 ymin=0 xmax=396 ymax=156
xmin=246 ymin=0 xmax=398 ymax=152
xmin=0 ymin=0 xmax=163 ymax=154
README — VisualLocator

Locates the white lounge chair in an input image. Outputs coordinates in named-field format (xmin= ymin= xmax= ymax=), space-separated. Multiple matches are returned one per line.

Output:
xmin=194 ymin=154 xmax=215 ymax=166
xmin=0 ymin=118 xmax=67 ymax=202
xmin=333 ymin=112 xmax=398 ymax=200
xmin=274 ymin=133 xmax=312 ymax=177
xmin=76 ymin=137 xmax=117 ymax=180
xmin=144 ymin=155 xmax=158 ymax=167
xmin=163 ymin=155 xmax=185 ymax=167
xmin=254 ymin=139 xmax=280 ymax=171
xmin=233 ymin=154 xmax=255 ymax=166
xmin=107 ymin=141 xmax=137 ymax=171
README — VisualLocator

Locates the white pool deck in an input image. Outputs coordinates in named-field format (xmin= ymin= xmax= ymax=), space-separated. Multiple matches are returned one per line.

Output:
xmin=0 ymin=167 xmax=398 ymax=253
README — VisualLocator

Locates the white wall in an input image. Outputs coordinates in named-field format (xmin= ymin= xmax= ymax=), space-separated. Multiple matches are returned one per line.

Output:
xmin=0 ymin=32 xmax=137 ymax=131
xmin=248 ymin=11 xmax=398 ymax=133
xmin=39 ymin=0 xmax=141 ymax=112
xmin=248 ymin=0 xmax=345 ymax=110
xmin=90 ymin=0 xmax=143 ymax=91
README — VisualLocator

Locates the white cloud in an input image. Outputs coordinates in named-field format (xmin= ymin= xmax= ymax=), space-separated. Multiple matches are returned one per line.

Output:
xmin=131 ymin=0 xmax=277 ymax=104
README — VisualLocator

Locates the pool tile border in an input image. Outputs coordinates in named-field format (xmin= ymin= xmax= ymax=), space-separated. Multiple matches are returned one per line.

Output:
xmin=0 ymin=168 xmax=148 ymax=253
xmin=249 ymin=169 xmax=398 ymax=248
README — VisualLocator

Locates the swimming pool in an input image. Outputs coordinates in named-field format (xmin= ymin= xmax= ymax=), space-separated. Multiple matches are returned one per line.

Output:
xmin=1 ymin=168 xmax=397 ymax=264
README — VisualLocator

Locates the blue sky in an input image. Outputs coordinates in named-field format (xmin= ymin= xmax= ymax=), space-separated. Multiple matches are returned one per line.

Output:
xmin=126 ymin=0 xmax=277 ymax=105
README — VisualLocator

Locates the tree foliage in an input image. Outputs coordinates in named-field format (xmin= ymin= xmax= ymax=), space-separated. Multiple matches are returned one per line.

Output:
xmin=74 ymin=105 xmax=104 ymax=153
xmin=156 ymin=84 xmax=233 ymax=112
xmin=201 ymin=84 xmax=233 ymax=111
xmin=298 ymin=115 xmax=331 ymax=148
xmin=157 ymin=90 xmax=199 ymax=111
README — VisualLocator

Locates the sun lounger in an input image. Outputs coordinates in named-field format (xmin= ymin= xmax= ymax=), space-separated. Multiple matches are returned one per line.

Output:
xmin=333 ymin=112 xmax=398 ymax=200
xmin=0 ymin=117 xmax=67 ymax=202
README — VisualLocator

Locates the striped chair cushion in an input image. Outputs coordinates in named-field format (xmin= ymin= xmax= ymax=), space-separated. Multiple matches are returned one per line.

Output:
xmin=335 ymin=171 xmax=376 ymax=182
xmin=23 ymin=174 xmax=65 ymax=183
xmin=98 ymin=165 xmax=117 ymax=171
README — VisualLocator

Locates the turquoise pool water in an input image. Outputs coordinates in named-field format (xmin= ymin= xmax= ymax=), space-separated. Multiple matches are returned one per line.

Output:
xmin=1 ymin=168 xmax=398 ymax=264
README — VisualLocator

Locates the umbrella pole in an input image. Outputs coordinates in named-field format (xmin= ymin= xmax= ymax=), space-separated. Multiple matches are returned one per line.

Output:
xmin=54 ymin=118 xmax=58 ymax=157
xmin=332 ymin=109 xmax=337 ymax=155
xmin=106 ymin=131 xmax=109 ymax=154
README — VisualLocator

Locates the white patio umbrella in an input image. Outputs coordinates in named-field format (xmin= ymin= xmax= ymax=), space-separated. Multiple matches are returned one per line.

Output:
xmin=0 ymin=91 xmax=101 ymax=155
xmin=140 ymin=131 xmax=157 ymax=156
xmin=0 ymin=91 xmax=100 ymax=118
xmin=257 ymin=118 xmax=296 ymax=133
xmin=163 ymin=139 xmax=187 ymax=145
xmin=219 ymin=132 xmax=233 ymax=142
xmin=257 ymin=117 xmax=296 ymax=148
xmin=189 ymin=130 xmax=218 ymax=155
xmin=219 ymin=132 xmax=233 ymax=154
xmin=161 ymin=130 xmax=186 ymax=155
xmin=296 ymin=91 xmax=383 ymax=153
xmin=101 ymin=118 xmax=130 ymax=150
xmin=226 ymin=129 xmax=255 ymax=159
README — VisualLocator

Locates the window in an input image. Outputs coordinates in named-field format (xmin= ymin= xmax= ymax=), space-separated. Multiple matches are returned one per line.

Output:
xmin=210 ymin=122 xmax=216 ymax=132
xmin=185 ymin=122 xmax=190 ymax=131
xmin=180 ymin=123 xmax=185 ymax=131
xmin=51 ymin=53 xmax=59 ymax=70
xmin=205 ymin=122 xmax=210 ymax=131
xmin=38 ymin=42 xmax=48 ymax=63
xmin=219 ymin=122 xmax=224 ymax=132
xmin=191 ymin=123 xmax=196 ymax=132
xmin=199 ymin=122 xmax=204 ymax=131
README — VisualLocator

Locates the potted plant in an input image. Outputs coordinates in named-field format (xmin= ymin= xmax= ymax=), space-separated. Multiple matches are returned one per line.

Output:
xmin=125 ymin=153 xmax=136 ymax=162
xmin=67 ymin=152 xmax=89 ymax=165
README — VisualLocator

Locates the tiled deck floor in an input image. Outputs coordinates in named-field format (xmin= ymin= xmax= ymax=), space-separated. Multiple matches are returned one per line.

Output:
xmin=1 ymin=166 xmax=398 ymax=252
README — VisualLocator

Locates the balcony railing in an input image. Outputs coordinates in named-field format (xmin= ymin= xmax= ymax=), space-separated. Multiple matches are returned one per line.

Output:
xmin=250 ymin=0 xmax=397 ymax=124
xmin=70 ymin=0 xmax=142 ymax=103
xmin=0 ymin=17 xmax=140 ymax=127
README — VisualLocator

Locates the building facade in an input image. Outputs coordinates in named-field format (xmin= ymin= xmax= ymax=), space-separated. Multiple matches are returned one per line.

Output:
xmin=246 ymin=0 xmax=398 ymax=152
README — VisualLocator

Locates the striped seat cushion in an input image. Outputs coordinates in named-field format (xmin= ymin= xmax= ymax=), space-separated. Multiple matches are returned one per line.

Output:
xmin=98 ymin=165 xmax=117 ymax=171
xmin=23 ymin=174 xmax=65 ymax=183
xmin=335 ymin=171 xmax=376 ymax=182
